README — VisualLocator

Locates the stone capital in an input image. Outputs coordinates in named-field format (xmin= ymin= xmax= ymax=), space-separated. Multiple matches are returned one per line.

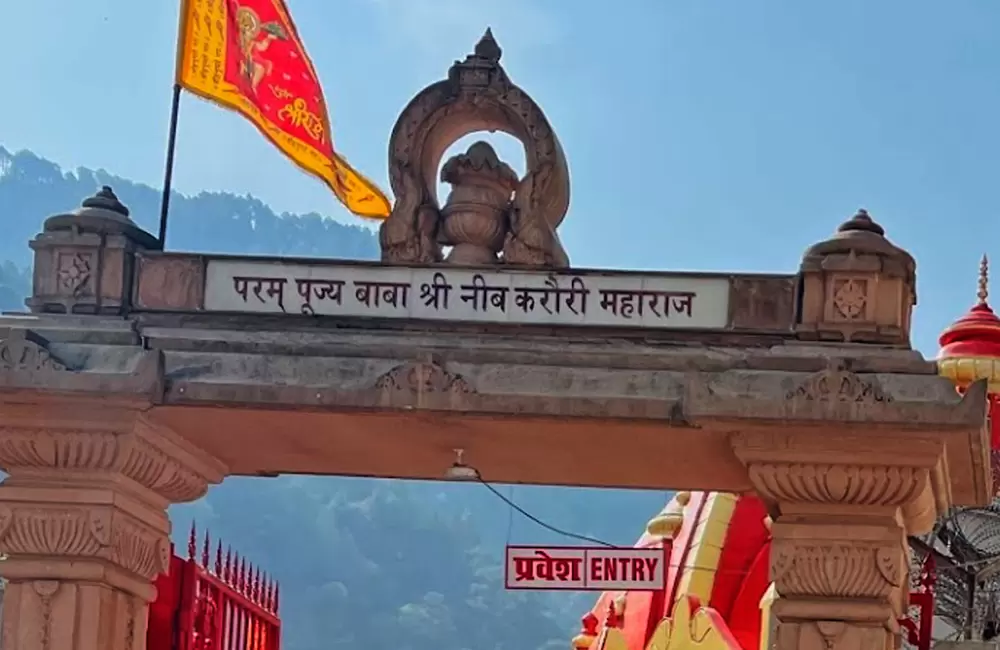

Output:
xmin=0 ymin=399 xmax=227 ymax=506
xmin=0 ymin=398 xmax=227 ymax=650
xmin=729 ymin=427 xmax=950 ymax=535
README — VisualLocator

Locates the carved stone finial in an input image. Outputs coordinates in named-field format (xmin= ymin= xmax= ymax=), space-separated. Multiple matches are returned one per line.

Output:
xmin=438 ymin=141 xmax=519 ymax=265
xmin=979 ymin=254 xmax=990 ymax=306
xmin=837 ymin=208 xmax=885 ymax=236
xmin=474 ymin=28 xmax=502 ymax=62
xmin=29 ymin=185 xmax=158 ymax=314
xmin=796 ymin=208 xmax=916 ymax=345
xmin=41 ymin=185 xmax=155 ymax=245
xmin=81 ymin=186 xmax=131 ymax=219
xmin=380 ymin=31 xmax=570 ymax=269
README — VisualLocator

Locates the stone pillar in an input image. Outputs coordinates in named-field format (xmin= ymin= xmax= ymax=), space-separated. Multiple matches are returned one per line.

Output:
xmin=731 ymin=428 xmax=947 ymax=650
xmin=0 ymin=397 xmax=225 ymax=650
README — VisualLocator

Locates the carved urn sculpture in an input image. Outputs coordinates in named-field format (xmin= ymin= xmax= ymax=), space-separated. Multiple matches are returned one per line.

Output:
xmin=379 ymin=30 xmax=571 ymax=269
xmin=438 ymin=141 xmax=518 ymax=265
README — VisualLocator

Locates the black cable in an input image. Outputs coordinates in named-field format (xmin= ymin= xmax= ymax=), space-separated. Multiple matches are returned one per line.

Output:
xmin=477 ymin=476 xmax=617 ymax=548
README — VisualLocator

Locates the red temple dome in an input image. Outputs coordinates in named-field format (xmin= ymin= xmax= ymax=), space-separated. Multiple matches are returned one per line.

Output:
xmin=939 ymin=255 xmax=1000 ymax=371
xmin=938 ymin=254 xmax=1000 ymax=494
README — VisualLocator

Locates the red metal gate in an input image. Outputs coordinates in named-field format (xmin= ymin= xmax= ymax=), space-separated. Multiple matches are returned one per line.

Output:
xmin=900 ymin=554 xmax=936 ymax=650
xmin=149 ymin=524 xmax=281 ymax=650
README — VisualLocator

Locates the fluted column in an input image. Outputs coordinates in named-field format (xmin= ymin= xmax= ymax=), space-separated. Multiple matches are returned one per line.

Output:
xmin=731 ymin=429 xmax=948 ymax=650
xmin=0 ymin=397 xmax=226 ymax=650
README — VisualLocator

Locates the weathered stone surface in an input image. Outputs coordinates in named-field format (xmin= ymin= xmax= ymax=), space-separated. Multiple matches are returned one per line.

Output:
xmin=0 ymin=311 xmax=989 ymax=511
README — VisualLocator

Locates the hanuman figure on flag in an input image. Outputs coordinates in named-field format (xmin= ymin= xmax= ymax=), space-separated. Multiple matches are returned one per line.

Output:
xmin=235 ymin=5 xmax=288 ymax=94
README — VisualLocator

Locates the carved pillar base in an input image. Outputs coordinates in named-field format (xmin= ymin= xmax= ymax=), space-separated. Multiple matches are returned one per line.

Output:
xmin=0 ymin=399 xmax=226 ymax=650
xmin=3 ymin=578 xmax=149 ymax=650
xmin=731 ymin=428 xmax=948 ymax=650
xmin=773 ymin=619 xmax=894 ymax=650
xmin=769 ymin=510 xmax=909 ymax=650
xmin=0 ymin=480 xmax=166 ymax=650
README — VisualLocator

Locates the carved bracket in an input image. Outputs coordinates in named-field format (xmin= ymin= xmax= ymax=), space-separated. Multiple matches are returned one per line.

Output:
xmin=689 ymin=367 xmax=987 ymax=428
xmin=373 ymin=358 xmax=474 ymax=410
xmin=0 ymin=329 xmax=69 ymax=372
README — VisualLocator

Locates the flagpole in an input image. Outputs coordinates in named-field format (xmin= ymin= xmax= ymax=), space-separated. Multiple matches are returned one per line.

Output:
xmin=157 ymin=83 xmax=182 ymax=249
xmin=158 ymin=0 xmax=191 ymax=250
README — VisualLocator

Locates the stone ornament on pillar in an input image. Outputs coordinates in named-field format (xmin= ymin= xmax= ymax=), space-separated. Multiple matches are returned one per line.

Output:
xmin=27 ymin=186 xmax=159 ymax=315
xmin=378 ymin=29 xmax=571 ymax=269
xmin=796 ymin=209 xmax=916 ymax=346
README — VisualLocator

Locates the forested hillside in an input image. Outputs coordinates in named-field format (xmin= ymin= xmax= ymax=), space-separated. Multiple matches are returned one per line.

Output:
xmin=0 ymin=145 xmax=668 ymax=650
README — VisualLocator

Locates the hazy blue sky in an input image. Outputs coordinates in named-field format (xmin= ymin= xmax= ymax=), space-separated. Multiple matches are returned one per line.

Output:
xmin=3 ymin=0 xmax=999 ymax=354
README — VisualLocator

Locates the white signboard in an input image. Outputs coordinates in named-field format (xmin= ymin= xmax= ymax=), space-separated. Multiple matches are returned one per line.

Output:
xmin=204 ymin=260 xmax=730 ymax=330
xmin=504 ymin=545 xmax=666 ymax=591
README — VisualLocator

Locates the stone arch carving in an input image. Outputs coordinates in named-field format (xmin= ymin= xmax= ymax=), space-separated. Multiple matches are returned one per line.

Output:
xmin=378 ymin=29 xmax=571 ymax=268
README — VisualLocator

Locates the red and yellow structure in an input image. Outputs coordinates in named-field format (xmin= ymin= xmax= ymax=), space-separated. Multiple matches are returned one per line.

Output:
xmin=574 ymin=255 xmax=1000 ymax=650
xmin=937 ymin=255 xmax=1000 ymax=495
xmin=574 ymin=492 xmax=774 ymax=650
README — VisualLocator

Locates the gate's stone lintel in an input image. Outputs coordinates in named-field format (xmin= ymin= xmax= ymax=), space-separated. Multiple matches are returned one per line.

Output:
xmin=0 ymin=314 xmax=989 ymax=515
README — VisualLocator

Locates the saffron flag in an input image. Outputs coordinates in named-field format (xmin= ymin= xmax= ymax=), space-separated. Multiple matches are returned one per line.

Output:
xmin=175 ymin=0 xmax=391 ymax=218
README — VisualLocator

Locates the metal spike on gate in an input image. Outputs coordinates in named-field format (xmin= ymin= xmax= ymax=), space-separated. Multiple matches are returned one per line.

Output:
xmin=187 ymin=522 xmax=197 ymax=560
xmin=214 ymin=539 xmax=223 ymax=575
xmin=261 ymin=574 xmax=270 ymax=609
xmin=273 ymin=583 xmax=280 ymax=613
xmin=224 ymin=547 xmax=233 ymax=583
xmin=201 ymin=530 xmax=210 ymax=567
xmin=239 ymin=557 xmax=247 ymax=594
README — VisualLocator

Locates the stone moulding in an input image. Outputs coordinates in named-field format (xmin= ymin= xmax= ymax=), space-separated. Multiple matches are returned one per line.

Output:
xmin=0 ymin=420 xmax=228 ymax=505
xmin=0 ymin=326 xmax=164 ymax=400
xmin=0 ymin=328 xmax=68 ymax=372
xmin=687 ymin=367 xmax=987 ymax=427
